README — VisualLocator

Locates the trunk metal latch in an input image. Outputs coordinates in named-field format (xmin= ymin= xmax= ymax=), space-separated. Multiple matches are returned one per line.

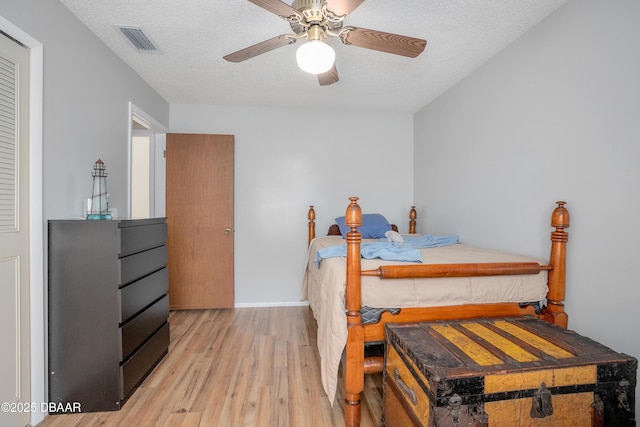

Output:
xmin=531 ymin=382 xmax=554 ymax=418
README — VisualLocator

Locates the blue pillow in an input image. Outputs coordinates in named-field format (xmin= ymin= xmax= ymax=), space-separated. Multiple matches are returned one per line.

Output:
xmin=335 ymin=213 xmax=392 ymax=239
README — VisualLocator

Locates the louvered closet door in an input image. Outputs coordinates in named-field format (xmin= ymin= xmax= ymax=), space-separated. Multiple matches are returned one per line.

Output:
xmin=0 ymin=33 xmax=31 ymax=427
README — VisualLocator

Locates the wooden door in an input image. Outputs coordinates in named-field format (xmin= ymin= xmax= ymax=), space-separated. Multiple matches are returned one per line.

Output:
xmin=0 ymin=33 xmax=31 ymax=427
xmin=166 ymin=134 xmax=234 ymax=309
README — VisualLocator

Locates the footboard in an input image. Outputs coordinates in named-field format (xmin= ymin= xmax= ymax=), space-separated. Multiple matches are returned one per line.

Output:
xmin=341 ymin=196 xmax=570 ymax=427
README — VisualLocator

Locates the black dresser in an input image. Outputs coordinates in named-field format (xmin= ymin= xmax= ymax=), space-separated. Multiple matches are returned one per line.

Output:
xmin=47 ymin=218 xmax=170 ymax=413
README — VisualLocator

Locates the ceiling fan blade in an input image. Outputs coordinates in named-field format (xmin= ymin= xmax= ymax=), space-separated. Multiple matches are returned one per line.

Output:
xmin=223 ymin=35 xmax=296 ymax=63
xmin=317 ymin=64 xmax=339 ymax=86
xmin=248 ymin=0 xmax=299 ymax=19
xmin=342 ymin=27 xmax=426 ymax=58
xmin=325 ymin=0 xmax=364 ymax=17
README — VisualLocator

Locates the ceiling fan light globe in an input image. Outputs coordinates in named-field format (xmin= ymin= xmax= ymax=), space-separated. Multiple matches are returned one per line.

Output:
xmin=296 ymin=40 xmax=335 ymax=74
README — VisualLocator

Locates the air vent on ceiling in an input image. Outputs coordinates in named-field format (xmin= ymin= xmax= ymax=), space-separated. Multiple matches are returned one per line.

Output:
xmin=116 ymin=26 xmax=161 ymax=53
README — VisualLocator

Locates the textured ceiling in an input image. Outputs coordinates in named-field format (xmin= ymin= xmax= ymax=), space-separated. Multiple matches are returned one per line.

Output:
xmin=59 ymin=0 xmax=569 ymax=113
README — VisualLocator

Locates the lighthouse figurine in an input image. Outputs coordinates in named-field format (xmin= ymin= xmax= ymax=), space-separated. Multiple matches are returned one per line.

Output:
xmin=86 ymin=159 xmax=112 ymax=220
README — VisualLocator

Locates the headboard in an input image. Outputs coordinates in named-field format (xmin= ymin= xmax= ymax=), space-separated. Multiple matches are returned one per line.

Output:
xmin=308 ymin=205 xmax=416 ymax=246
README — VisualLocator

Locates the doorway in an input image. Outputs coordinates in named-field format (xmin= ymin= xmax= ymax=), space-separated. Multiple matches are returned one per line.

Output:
xmin=131 ymin=123 xmax=153 ymax=218
xmin=128 ymin=103 xmax=167 ymax=219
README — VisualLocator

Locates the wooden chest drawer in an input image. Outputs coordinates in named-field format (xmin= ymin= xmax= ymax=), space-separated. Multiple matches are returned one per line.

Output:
xmin=119 ymin=268 xmax=169 ymax=323
xmin=119 ymin=220 xmax=168 ymax=257
xmin=121 ymin=322 xmax=169 ymax=399
xmin=120 ymin=294 xmax=169 ymax=359
xmin=384 ymin=318 xmax=637 ymax=427
xmin=119 ymin=245 xmax=168 ymax=286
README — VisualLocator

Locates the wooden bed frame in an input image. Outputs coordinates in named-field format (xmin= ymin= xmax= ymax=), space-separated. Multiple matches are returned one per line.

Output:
xmin=307 ymin=197 xmax=570 ymax=427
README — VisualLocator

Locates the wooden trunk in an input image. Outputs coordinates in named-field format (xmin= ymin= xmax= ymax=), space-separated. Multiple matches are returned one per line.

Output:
xmin=383 ymin=317 xmax=637 ymax=427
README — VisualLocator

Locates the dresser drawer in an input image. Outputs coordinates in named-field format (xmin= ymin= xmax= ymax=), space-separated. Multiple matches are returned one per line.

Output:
xmin=119 ymin=245 xmax=168 ymax=286
xmin=119 ymin=268 xmax=168 ymax=323
xmin=119 ymin=221 xmax=168 ymax=257
xmin=121 ymin=295 xmax=169 ymax=359
xmin=121 ymin=322 xmax=169 ymax=399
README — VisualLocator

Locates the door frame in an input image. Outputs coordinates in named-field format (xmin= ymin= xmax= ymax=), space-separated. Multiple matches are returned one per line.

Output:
xmin=127 ymin=102 xmax=168 ymax=218
xmin=0 ymin=14 xmax=45 ymax=426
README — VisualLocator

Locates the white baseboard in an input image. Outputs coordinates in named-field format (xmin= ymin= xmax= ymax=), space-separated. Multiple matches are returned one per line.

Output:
xmin=234 ymin=301 xmax=309 ymax=308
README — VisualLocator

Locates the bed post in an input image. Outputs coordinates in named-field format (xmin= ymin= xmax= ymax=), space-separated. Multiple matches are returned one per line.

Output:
xmin=344 ymin=197 xmax=364 ymax=427
xmin=409 ymin=205 xmax=417 ymax=234
xmin=308 ymin=205 xmax=316 ymax=247
xmin=546 ymin=201 xmax=570 ymax=328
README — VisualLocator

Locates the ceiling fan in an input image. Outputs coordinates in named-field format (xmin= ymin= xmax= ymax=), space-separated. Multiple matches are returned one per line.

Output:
xmin=223 ymin=0 xmax=427 ymax=86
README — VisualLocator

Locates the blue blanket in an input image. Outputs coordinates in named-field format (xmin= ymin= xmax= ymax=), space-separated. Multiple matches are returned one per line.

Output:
xmin=314 ymin=234 xmax=459 ymax=267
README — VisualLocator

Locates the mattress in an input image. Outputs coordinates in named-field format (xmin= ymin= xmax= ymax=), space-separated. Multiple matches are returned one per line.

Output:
xmin=301 ymin=235 xmax=549 ymax=404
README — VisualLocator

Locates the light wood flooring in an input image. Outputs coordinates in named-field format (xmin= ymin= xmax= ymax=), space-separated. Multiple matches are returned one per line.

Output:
xmin=37 ymin=306 xmax=384 ymax=427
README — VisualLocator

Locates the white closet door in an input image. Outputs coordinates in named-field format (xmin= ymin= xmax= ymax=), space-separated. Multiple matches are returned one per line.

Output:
xmin=0 ymin=32 xmax=31 ymax=427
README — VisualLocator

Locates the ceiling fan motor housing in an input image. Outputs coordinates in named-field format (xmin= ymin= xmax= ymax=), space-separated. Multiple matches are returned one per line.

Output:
xmin=290 ymin=0 xmax=344 ymax=36
xmin=292 ymin=0 xmax=323 ymax=21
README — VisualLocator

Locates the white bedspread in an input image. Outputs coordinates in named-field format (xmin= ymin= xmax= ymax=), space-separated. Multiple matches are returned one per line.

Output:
xmin=301 ymin=236 xmax=549 ymax=404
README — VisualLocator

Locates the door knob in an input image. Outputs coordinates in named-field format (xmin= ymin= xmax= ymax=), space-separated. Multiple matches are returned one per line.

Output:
xmin=225 ymin=228 xmax=232 ymax=235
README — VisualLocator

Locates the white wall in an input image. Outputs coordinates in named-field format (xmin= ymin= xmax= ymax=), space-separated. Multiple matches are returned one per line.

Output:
xmin=1 ymin=1 xmax=170 ymax=424
xmin=414 ymin=0 xmax=639 ymax=412
xmin=2 ymin=0 xmax=170 ymax=221
xmin=170 ymin=104 xmax=414 ymax=305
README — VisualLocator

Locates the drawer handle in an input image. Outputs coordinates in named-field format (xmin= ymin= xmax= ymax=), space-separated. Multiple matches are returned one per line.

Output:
xmin=394 ymin=367 xmax=417 ymax=405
